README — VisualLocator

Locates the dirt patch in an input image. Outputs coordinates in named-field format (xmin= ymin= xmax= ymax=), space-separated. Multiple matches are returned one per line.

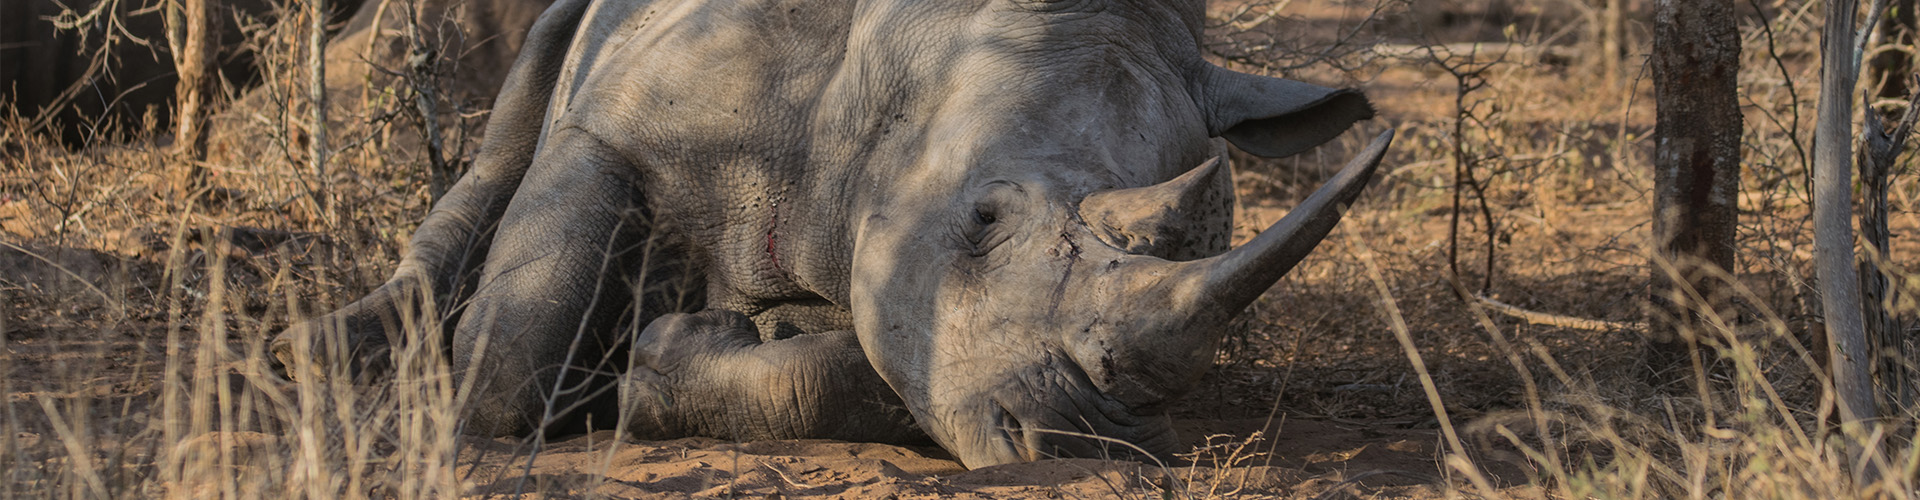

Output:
xmin=451 ymin=418 xmax=1509 ymax=498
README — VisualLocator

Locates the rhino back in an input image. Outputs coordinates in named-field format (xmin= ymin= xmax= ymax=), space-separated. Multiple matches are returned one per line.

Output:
xmin=541 ymin=0 xmax=862 ymax=335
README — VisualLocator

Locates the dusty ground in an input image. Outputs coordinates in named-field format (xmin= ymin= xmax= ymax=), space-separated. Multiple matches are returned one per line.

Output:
xmin=452 ymin=418 xmax=1503 ymax=498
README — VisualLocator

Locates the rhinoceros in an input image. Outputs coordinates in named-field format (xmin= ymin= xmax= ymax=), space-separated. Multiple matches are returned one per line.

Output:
xmin=273 ymin=0 xmax=1392 ymax=468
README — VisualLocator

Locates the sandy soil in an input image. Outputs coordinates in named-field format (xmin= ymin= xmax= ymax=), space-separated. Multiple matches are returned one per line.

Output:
xmin=451 ymin=416 xmax=1503 ymax=499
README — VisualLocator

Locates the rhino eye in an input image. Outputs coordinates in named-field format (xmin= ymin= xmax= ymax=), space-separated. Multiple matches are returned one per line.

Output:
xmin=963 ymin=206 xmax=1008 ymax=257
xmin=973 ymin=208 xmax=997 ymax=226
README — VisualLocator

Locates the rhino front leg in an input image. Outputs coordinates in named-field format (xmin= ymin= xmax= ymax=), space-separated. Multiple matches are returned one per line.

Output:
xmin=622 ymin=310 xmax=924 ymax=444
xmin=455 ymin=129 xmax=653 ymax=437
xmin=270 ymin=0 xmax=593 ymax=382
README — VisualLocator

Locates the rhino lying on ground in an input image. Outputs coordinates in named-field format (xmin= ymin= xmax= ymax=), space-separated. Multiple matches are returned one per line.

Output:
xmin=274 ymin=0 xmax=1392 ymax=468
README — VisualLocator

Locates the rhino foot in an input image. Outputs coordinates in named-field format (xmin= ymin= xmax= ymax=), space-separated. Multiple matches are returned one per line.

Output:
xmin=269 ymin=323 xmax=393 ymax=385
xmin=621 ymin=310 xmax=924 ymax=444
xmin=270 ymin=282 xmax=436 ymax=384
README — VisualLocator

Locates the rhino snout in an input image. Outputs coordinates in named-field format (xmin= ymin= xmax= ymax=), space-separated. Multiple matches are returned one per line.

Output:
xmin=934 ymin=352 xmax=1179 ymax=468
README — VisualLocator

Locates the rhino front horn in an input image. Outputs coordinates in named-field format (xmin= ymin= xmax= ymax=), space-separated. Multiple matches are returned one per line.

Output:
xmin=1176 ymin=129 xmax=1393 ymax=320
xmin=1064 ymin=130 xmax=1393 ymax=408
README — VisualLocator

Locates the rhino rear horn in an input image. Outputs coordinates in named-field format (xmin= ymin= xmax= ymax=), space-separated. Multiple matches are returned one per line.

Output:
xmin=1078 ymin=157 xmax=1235 ymax=261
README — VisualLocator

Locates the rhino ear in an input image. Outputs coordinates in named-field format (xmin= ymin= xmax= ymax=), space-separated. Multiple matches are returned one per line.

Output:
xmin=1200 ymin=65 xmax=1374 ymax=158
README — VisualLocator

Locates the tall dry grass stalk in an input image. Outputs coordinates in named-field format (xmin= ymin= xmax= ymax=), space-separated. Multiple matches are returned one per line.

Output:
xmin=0 ymin=222 xmax=475 ymax=498
xmin=3 ymin=0 xmax=488 ymax=493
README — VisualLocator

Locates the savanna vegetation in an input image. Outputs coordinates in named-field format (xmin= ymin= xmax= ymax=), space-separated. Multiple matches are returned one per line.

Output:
xmin=6 ymin=0 xmax=1920 ymax=497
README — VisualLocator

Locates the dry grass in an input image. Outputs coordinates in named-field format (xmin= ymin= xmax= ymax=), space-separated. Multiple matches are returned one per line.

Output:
xmin=9 ymin=0 xmax=1920 ymax=498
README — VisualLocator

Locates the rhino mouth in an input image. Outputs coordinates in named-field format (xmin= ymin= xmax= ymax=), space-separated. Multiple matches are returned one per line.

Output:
xmin=946 ymin=349 xmax=1179 ymax=468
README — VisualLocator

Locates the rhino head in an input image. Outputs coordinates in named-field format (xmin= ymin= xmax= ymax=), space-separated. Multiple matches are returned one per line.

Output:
xmin=837 ymin=1 xmax=1389 ymax=468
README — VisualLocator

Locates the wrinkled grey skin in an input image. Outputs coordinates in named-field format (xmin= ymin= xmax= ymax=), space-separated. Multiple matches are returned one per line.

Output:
xmin=273 ymin=0 xmax=1391 ymax=469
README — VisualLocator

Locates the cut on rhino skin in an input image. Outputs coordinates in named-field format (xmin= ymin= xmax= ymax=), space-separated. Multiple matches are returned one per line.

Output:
xmin=272 ymin=0 xmax=1393 ymax=469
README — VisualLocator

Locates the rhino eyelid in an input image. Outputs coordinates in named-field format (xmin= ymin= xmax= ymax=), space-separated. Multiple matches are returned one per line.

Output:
xmin=962 ymin=225 xmax=991 ymax=256
xmin=973 ymin=208 xmax=997 ymax=225
xmin=947 ymin=221 xmax=984 ymax=254
xmin=961 ymin=216 xmax=1008 ymax=257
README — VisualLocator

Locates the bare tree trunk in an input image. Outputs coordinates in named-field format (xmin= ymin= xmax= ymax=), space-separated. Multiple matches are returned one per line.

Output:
xmin=165 ymin=0 xmax=218 ymax=165
xmin=1860 ymin=76 xmax=1918 ymax=452
xmin=1865 ymin=0 xmax=1916 ymax=423
xmin=310 ymin=0 xmax=331 ymax=219
xmin=1601 ymin=0 xmax=1623 ymax=88
xmin=1813 ymin=0 xmax=1880 ymax=483
xmin=404 ymin=0 xmax=454 ymax=203
xmin=1647 ymin=0 xmax=1741 ymax=375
